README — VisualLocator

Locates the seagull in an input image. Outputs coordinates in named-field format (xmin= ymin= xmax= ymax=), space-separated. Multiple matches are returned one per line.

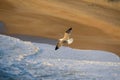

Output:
xmin=55 ymin=27 xmax=73 ymax=50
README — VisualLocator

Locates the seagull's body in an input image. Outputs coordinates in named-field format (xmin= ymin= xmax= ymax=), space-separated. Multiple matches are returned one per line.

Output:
xmin=55 ymin=28 xmax=73 ymax=50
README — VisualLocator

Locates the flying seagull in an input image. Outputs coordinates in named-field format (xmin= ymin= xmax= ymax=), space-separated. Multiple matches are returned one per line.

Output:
xmin=55 ymin=27 xmax=73 ymax=50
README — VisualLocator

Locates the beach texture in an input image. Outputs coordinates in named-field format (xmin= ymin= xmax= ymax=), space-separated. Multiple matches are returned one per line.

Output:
xmin=0 ymin=0 xmax=120 ymax=56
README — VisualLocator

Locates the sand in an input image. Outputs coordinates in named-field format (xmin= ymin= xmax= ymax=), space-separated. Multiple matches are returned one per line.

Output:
xmin=0 ymin=0 xmax=120 ymax=56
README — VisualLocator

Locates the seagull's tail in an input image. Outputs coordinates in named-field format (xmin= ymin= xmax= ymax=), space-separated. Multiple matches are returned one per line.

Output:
xmin=67 ymin=38 xmax=73 ymax=44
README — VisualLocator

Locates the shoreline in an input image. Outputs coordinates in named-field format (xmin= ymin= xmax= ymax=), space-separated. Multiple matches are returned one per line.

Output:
xmin=0 ymin=33 xmax=120 ymax=57
xmin=2 ymin=33 xmax=57 ymax=45
xmin=1 ymin=33 xmax=120 ymax=57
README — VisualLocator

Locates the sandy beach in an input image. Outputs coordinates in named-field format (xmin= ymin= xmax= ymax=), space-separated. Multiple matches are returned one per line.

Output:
xmin=0 ymin=0 xmax=120 ymax=56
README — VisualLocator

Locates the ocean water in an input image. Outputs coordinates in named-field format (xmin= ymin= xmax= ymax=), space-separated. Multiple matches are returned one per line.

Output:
xmin=0 ymin=34 xmax=120 ymax=80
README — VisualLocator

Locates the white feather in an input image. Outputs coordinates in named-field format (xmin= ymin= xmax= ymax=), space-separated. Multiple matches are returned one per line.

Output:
xmin=67 ymin=38 xmax=73 ymax=44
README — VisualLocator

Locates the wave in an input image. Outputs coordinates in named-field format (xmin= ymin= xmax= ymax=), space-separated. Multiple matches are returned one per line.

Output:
xmin=0 ymin=34 xmax=120 ymax=80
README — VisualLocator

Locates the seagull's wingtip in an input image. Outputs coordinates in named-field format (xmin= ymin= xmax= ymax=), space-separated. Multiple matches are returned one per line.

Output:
xmin=55 ymin=46 xmax=59 ymax=50
xmin=68 ymin=27 xmax=72 ymax=30
xmin=66 ymin=27 xmax=72 ymax=33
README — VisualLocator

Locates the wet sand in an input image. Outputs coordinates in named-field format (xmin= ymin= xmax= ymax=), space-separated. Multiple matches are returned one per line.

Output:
xmin=0 ymin=0 xmax=120 ymax=56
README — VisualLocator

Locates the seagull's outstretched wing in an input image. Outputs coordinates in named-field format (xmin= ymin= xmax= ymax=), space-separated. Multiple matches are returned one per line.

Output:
xmin=63 ymin=27 xmax=72 ymax=40
xmin=55 ymin=41 xmax=62 ymax=50
xmin=66 ymin=27 xmax=72 ymax=34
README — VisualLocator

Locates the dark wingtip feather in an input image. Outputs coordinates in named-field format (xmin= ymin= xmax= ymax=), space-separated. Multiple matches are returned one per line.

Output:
xmin=55 ymin=46 xmax=59 ymax=50
xmin=69 ymin=27 xmax=72 ymax=30
xmin=66 ymin=27 xmax=72 ymax=33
